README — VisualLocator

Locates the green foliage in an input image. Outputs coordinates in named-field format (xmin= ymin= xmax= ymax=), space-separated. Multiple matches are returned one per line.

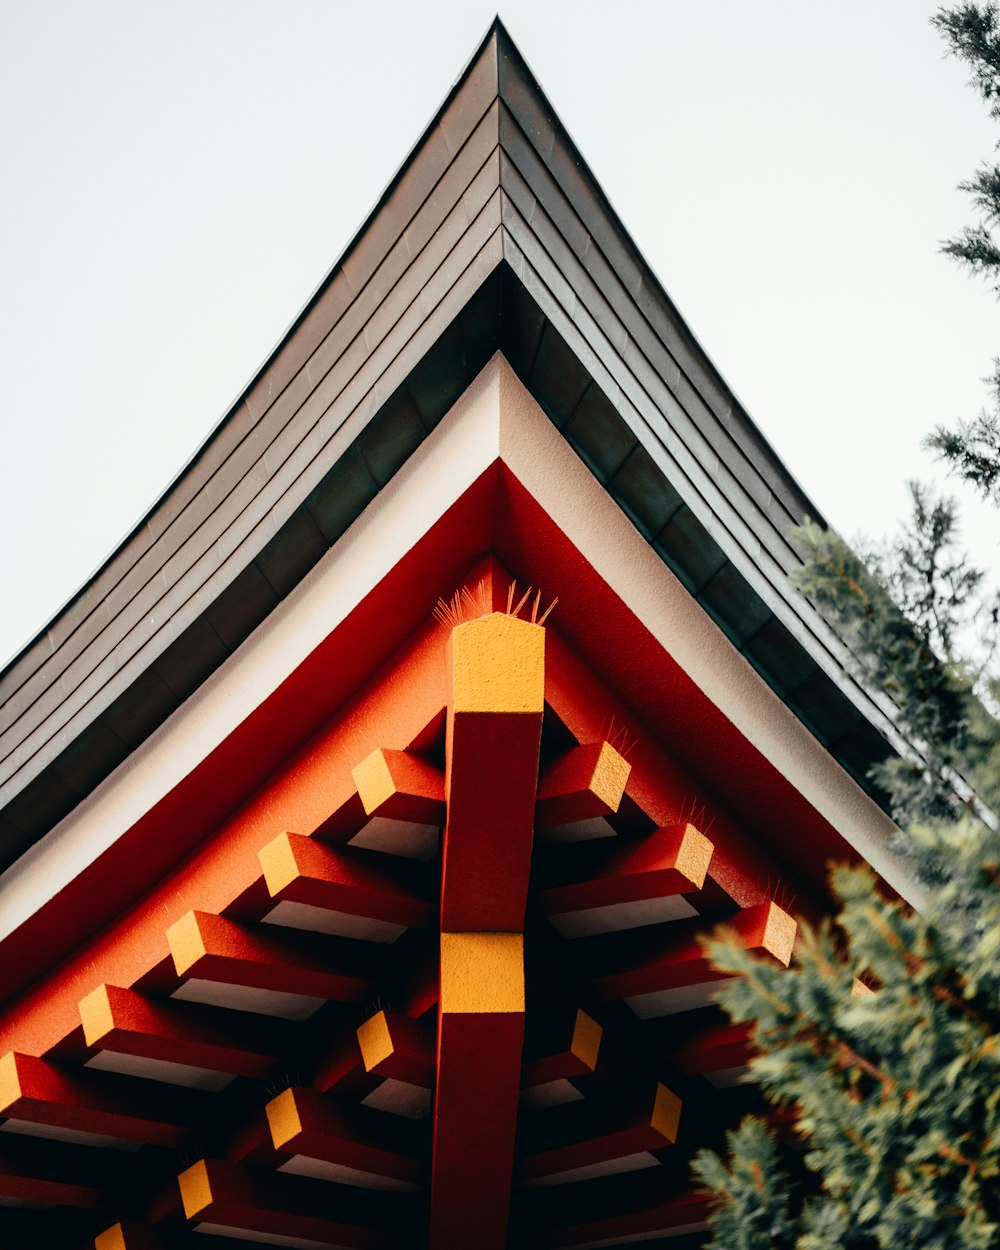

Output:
xmin=693 ymin=14 xmax=1000 ymax=1244
xmin=934 ymin=0 xmax=1000 ymax=290
xmin=928 ymin=4 xmax=1000 ymax=493
xmin=927 ymin=406 xmax=1000 ymax=506
xmin=690 ymin=1118 xmax=798 ymax=1250
xmin=693 ymin=823 xmax=1000 ymax=1249
xmin=790 ymin=486 xmax=999 ymax=826
xmin=933 ymin=4 xmax=1000 ymax=125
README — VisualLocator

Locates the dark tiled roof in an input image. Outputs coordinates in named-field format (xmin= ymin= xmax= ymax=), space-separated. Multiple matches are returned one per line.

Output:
xmin=0 ymin=22 xmax=910 ymax=862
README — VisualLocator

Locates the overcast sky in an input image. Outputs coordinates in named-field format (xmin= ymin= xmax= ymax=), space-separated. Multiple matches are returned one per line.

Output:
xmin=2 ymin=0 xmax=999 ymax=668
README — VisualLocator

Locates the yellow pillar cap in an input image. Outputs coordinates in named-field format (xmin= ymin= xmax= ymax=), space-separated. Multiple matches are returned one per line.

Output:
xmin=451 ymin=614 xmax=544 ymax=714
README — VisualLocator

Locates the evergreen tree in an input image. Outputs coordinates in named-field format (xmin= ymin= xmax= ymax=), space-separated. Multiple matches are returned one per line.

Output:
xmin=692 ymin=822 xmax=1000 ymax=1249
xmin=691 ymin=8 xmax=1000 ymax=1245
xmin=789 ymin=497 xmax=999 ymax=828
xmin=926 ymin=4 xmax=1000 ymax=496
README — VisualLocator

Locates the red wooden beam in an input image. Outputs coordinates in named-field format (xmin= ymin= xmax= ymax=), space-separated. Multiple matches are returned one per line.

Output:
xmin=542 ymin=630 xmax=790 ymax=907
xmin=358 ymin=1010 xmax=436 ymax=1087
xmin=353 ymin=748 xmax=447 ymax=826
xmin=519 ymin=1082 xmax=682 ymax=1188
xmin=665 ymin=982 xmax=869 ymax=1083
xmin=307 ymin=1011 xmax=435 ymax=1109
xmin=178 ymin=1157 xmax=394 ymax=1247
xmin=310 ymin=1034 xmax=373 ymax=1101
xmin=343 ymin=747 xmax=446 ymax=859
xmin=0 ymin=1051 xmax=200 ymax=1149
xmin=430 ymin=613 xmax=545 ymax=1250
xmin=591 ymin=901 xmax=796 ymax=1016
xmin=0 ymin=611 xmax=448 ymax=1058
xmin=534 ymin=742 xmax=631 ymax=831
xmin=439 ymin=613 xmax=544 ymax=932
xmin=304 ymin=736 xmax=447 ymax=848
xmin=536 ymin=822 xmax=714 ymax=938
xmin=521 ymin=1008 xmax=602 ymax=1107
xmin=79 ymin=984 xmax=292 ymax=1082
xmin=259 ymin=832 xmax=434 ymax=940
xmin=94 ymin=1224 xmax=162 ymax=1250
xmin=166 ymin=910 xmax=376 ymax=1014
xmin=0 ymin=1135 xmax=115 ymax=1209
xmin=266 ymin=1087 xmax=422 ymax=1191
xmin=533 ymin=1191 xmax=712 ymax=1248
xmin=432 ymin=932 xmax=526 ymax=1249
xmin=667 ymin=1019 xmax=754 ymax=1084
xmin=343 ymin=1010 xmax=436 ymax=1119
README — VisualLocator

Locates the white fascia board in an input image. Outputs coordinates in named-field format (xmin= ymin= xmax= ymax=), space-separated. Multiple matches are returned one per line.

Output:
xmin=0 ymin=362 xmax=505 ymax=942
xmin=493 ymin=360 xmax=915 ymax=906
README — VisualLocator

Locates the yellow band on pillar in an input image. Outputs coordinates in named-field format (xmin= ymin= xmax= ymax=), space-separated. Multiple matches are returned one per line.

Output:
xmin=440 ymin=932 xmax=524 ymax=1013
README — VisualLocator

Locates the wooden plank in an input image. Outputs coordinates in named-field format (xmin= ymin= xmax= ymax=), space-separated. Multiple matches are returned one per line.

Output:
xmin=166 ymin=911 xmax=377 ymax=1008
xmin=177 ymin=1157 xmax=395 ymax=1248
xmin=79 ymin=984 xmax=294 ymax=1080
xmin=0 ymin=1051 xmax=202 ymax=1149
xmin=266 ymin=1087 xmax=422 ymax=1191
xmin=519 ymin=1082 xmax=681 ymax=1187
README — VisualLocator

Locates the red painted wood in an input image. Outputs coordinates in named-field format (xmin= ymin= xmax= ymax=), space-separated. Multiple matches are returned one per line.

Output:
xmin=535 ymin=1191 xmax=711 ymax=1248
xmin=259 ymin=833 xmax=435 ymax=930
xmin=535 ymin=823 xmax=713 ymax=916
xmin=168 ymin=911 xmax=377 ymax=1003
xmin=0 ymin=1051 xmax=200 ymax=1148
xmin=266 ymin=1087 xmax=422 ymax=1188
xmin=79 ymin=984 xmax=292 ymax=1079
xmin=441 ymin=716 xmax=541 ymax=932
xmin=534 ymin=742 xmax=630 ymax=830
xmin=178 ymin=1157 xmax=394 ymax=1247
xmin=431 ymin=1012 xmax=524 ymax=1249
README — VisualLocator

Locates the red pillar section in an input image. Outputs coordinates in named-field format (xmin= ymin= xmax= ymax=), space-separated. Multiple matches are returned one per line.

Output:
xmin=439 ymin=614 xmax=544 ymax=932
xmin=430 ymin=613 xmax=545 ymax=1250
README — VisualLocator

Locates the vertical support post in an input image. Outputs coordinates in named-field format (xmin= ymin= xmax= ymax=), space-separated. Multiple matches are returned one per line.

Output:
xmin=430 ymin=613 xmax=544 ymax=1250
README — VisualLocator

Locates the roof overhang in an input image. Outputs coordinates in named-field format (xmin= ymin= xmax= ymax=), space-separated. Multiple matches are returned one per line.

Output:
xmin=0 ymin=357 xmax=910 ymax=1027
xmin=0 ymin=22 xmax=921 ymax=870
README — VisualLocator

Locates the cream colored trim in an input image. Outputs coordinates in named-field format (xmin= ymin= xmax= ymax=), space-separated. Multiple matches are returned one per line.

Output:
xmin=494 ymin=360 xmax=913 ymax=904
xmin=0 ymin=363 xmax=503 ymax=942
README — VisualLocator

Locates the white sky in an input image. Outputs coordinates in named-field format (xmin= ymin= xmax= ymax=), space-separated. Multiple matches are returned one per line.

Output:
xmin=2 ymin=0 xmax=999 ymax=669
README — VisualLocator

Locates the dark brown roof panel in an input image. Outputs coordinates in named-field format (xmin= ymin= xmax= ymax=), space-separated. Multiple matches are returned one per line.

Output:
xmin=0 ymin=31 xmax=504 ymax=714
xmin=499 ymin=174 xmax=906 ymax=743
xmin=0 ymin=192 xmax=506 ymax=799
